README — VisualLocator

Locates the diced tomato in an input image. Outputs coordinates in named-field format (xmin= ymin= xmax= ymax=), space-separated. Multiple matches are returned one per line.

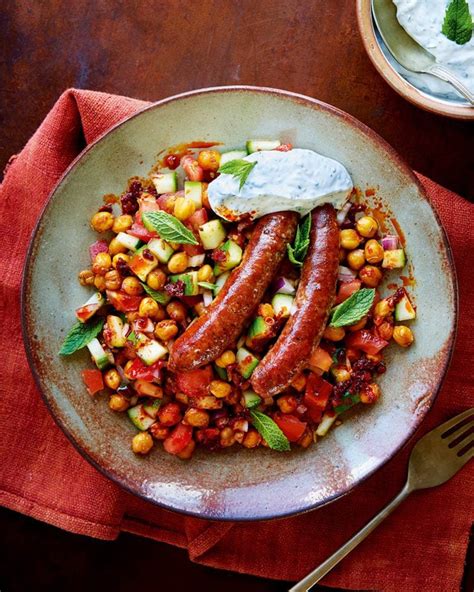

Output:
xmin=183 ymin=243 xmax=204 ymax=256
xmin=273 ymin=413 xmax=306 ymax=442
xmin=181 ymin=155 xmax=204 ymax=181
xmin=138 ymin=195 xmax=160 ymax=213
xmin=158 ymin=402 xmax=182 ymax=427
xmin=106 ymin=290 xmax=142 ymax=312
xmin=346 ymin=329 xmax=389 ymax=355
xmin=163 ymin=422 xmax=193 ymax=455
xmin=336 ymin=280 xmax=362 ymax=304
xmin=187 ymin=208 xmax=208 ymax=230
xmin=274 ymin=143 xmax=293 ymax=152
xmin=127 ymin=221 xmax=157 ymax=242
xmin=175 ymin=366 xmax=213 ymax=397
xmin=157 ymin=191 xmax=182 ymax=213
xmin=81 ymin=369 xmax=104 ymax=396
xmin=127 ymin=358 xmax=164 ymax=382
xmin=180 ymin=295 xmax=202 ymax=307
xmin=308 ymin=346 xmax=333 ymax=373
xmin=89 ymin=240 xmax=108 ymax=262
xmin=75 ymin=304 xmax=99 ymax=323
xmin=304 ymin=373 xmax=332 ymax=423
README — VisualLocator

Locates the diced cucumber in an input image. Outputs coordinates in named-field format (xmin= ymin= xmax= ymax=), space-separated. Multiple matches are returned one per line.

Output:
xmin=116 ymin=232 xmax=141 ymax=252
xmin=246 ymin=140 xmax=281 ymax=153
xmin=395 ymin=293 xmax=416 ymax=321
xmin=214 ymin=363 xmax=227 ymax=380
xmin=128 ymin=247 xmax=158 ymax=282
xmin=142 ymin=399 xmax=162 ymax=419
xmin=382 ymin=248 xmax=406 ymax=270
xmin=215 ymin=271 xmax=230 ymax=294
xmin=147 ymin=238 xmax=175 ymax=264
xmin=87 ymin=338 xmax=112 ymax=370
xmin=198 ymin=219 xmax=227 ymax=250
xmin=169 ymin=271 xmax=199 ymax=296
xmin=75 ymin=291 xmax=105 ymax=323
xmin=106 ymin=315 xmax=126 ymax=348
xmin=243 ymin=390 xmax=262 ymax=409
xmin=136 ymin=339 xmax=168 ymax=366
xmin=127 ymin=404 xmax=156 ymax=431
xmin=213 ymin=240 xmax=243 ymax=276
xmin=219 ymin=150 xmax=248 ymax=166
xmin=315 ymin=412 xmax=337 ymax=437
xmin=236 ymin=347 xmax=259 ymax=379
xmin=271 ymin=293 xmax=294 ymax=318
xmin=246 ymin=316 xmax=273 ymax=350
xmin=152 ymin=171 xmax=177 ymax=194
xmin=184 ymin=181 xmax=203 ymax=208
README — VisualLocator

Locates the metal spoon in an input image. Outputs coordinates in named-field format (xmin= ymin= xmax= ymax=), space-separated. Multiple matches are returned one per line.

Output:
xmin=372 ymin=0 xmax=474 ymax=105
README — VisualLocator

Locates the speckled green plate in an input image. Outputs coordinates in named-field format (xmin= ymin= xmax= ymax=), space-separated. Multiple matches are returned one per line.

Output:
xmin=22 ymin=86 xmax=457 ymax=520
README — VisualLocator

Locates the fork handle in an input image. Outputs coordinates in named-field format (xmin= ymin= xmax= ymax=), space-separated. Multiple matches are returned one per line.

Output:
xmin=423 ymin=64 xmax=474 ymax=105
xmin=289 ymin=483 xmax=412 ymax=592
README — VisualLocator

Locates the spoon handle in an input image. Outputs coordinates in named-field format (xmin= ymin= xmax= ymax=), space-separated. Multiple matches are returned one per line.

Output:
xmin=424 ymin=64 xmax=474 ymax=106
xmin=288 ymin=483 xmax=412 ymax=592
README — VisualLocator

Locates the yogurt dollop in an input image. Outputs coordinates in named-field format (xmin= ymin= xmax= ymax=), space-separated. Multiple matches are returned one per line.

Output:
xmin=207 ymin=148 xmax=353 ymax=220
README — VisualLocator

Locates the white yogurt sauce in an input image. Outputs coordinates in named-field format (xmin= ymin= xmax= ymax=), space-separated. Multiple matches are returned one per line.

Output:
xmin=391 ymin=0 xmax=474 ymax=100
xmin=207 ymin=149 xmax=353 ymax=220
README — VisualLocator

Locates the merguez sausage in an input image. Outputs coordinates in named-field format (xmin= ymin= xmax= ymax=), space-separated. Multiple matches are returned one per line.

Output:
xmin=251 ymin=204 xmax=339 ymax=396
xmin=167 ymin=212 xmax=298 ymax=372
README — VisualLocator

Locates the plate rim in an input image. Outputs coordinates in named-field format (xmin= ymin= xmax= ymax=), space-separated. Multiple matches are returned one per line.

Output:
xmin=21 ymin=85 xmax=459 ymax=521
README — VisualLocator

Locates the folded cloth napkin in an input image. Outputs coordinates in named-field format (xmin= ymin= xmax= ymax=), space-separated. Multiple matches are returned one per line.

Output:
xmin=0 ymin=89 xmax=472 ymax=592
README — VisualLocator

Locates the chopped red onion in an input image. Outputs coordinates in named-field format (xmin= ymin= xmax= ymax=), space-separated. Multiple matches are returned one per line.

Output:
xmin=296 ymin=404 xmax=308 ymax=415
xmin=271 ymin=277 xmax=296 ymax=295
xmin=202 ymin=290 xmax=213 ymax=307
xmin=121 ymin=323 xmax=130 ymax=338
xmin=338 ymin=265 xmax=357 ymax=282
xmin=381 ymin=235 xmax=399 ymax=250
xmin=336 ymin=201 xmax=352 ymax=225
xmin=188 ymin=254 xmax=206 ymax=267
xmin=116 ymin=365 xmax=130 ymax=385
xmin=89 ymin=240 xmax=108 ymax=262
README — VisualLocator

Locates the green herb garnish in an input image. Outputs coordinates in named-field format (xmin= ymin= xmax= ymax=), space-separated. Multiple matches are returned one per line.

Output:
xmin=218 ymin=159 xmax=257 ymax=190
xmin=249 ymin=410 xmax=291 ymax=451
xmin=140 ymin=282 xmax=170 ymax=304
xmin=329 ymin=288 xmax=375 ymax=328
xmin=442 ymin=0 xmax=473 ymax=45
xmin=334 ymin=392 xmax=361 ymax=414
xmin=198 ymin=281 xmax=218 ymax=293
xmin=59 ymin=318 xmax=104 ymax=356
xmin=142 ymin=211 xmax=198 ymax=245
xmin=287 ymin=214 xmax=311 ymax=267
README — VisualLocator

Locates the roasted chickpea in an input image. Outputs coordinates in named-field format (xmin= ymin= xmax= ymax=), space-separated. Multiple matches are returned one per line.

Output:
xmin=112 ymin=253 xmax=130 ymax=268
xmin=104 ymin=269 xmax=122 ymax=290
xmin=193 ymin=395 xmax=222 ymax=410
xmin=258 ymin=303 xmax=275 ymax=319
xmin=242 ymin=429 xmax=262 ymax=449
xmin=123 ymin=360 xmax=135 ymax=380
xmin=168 ymin=252 xmax=189 ymax=274
xmin=108 ymin=237 xmax=128 ymax=256
xmin=104 ymin=368 xmax=121 ymax=390
xmin=158 ymin=402 xmax=182 ymax=426
xmin=184 ymin=408 xmax=210 ymax=428
xmin=150 ymin=424 xmax=169 ymax=440
xmin=364 ymin=239 xmax=384 ymax=264
xmin=393 ymin=325 xmax=414 ymax=347
xmin=297 ymin=427 xmax=314 ymax=449
xmin=112 ymin=214 xmax=133 ymax=234
xmin=154 ymin=319 xmax=179 ymax=341
xmin=291 ymin=373 xmax=307 ymax=392
xmin=131 ymin=432 xmax=153 ymax=455
xmin=109 ymin=393 xmax=129 ymax=412
xmin=220 ymin=427 xmax=235 ymax=448
xmin=122 ymin=276 xmax=143 ymax=296
xmin=92 ymin=252 xmax=112 ymax=275
xmin=78 ymin=269 xmax=95 ymax=286
xmin=94 ymin=274 xmax=106 ymax=291
xmin=340 ymin=229 xmax=362 ymax=250
xmin=209 ymin=380 xmax=232 ymax=398
xmin=323 ymin=326 xmax=345 ymax=341
xmin=197 ymin=264 xmax=214 ymax=283
xmin=277 ymin=394 xmax=298 ymax=414
xmin=346 ymin=249 xmax=365 ymax=271
xmin=374 ymin=299 xmax=392 ymax=318
xmin=175 ymin=392 xmax=189 ymax=405
xmin=176 ymin=440 xmax=196 ymax=460
xmin=147 ymin=269 xmax=167 ymax=291
xmin=347 ymin=316 xmax=368 ymax=332
xmin=331 ymin=366 xmax=351 ymax=383
xmin=91 ymin=211 xmax=114 ymax=233
xmin=173 ymin=196 xmax=196 ymax=221
xmin=366 ymin=352 xmax=383 ymax=363
xmin=356 ymin=215 xmax=378 ymax=238
xmin=215 ymin=350 xmax=236 ymax=368
xmin=377 ymin=321 xmax=394 ymax=341
xmin=166 ymin=300 xmax=187 ymax=323
xmin=197 ymin=149 xmax=221 ymax=172
xmin=139 ymin=297 xmax=161 ymax=319
xmin=359 ymin=265 xmax=383 ymax=287
xmin=360 ymin=383 xmax=381 ymax=404
xmin=134 ymin=380 xmax=163 ymax=398
xmin=194 ymin=302 xmax=206 ymax=316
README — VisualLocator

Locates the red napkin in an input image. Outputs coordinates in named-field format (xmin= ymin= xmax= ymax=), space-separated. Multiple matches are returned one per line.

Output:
xmin=0 ymin=89 xmax=472 ymax=592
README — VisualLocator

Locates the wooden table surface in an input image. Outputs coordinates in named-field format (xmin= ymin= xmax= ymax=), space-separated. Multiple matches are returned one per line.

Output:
xmin=1 ymin=1 xmax=472 ymax=591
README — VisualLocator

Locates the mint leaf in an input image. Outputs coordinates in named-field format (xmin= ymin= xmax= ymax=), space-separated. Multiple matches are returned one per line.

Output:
xmin=287 ymin=214 xmax=311 ymax=267
xmin=329 ymin=288 xmax=375 ymax=328
xmin=218 ymin=159 xmax=257 ymax=190
xmin=198 ymin=281 xmax=218 ymax=293
xmin=142 ymin=211 xmax=198 ymax=245
xmin=59 ymin=318 xmax=104 ymax=355
xmin=442 ymin=0 xmax=473 ymax=44
xmin=140 ymin=282 xmax=171 ymax=304
xmin=250 ymin=410 xmax=291 ymax=451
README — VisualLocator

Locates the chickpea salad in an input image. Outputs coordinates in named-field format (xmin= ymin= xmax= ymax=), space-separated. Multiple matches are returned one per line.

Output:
xmin=60 ymin=141 xmax=416 ymax=460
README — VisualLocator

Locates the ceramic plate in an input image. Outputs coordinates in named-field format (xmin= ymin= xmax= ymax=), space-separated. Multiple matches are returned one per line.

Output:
xmin=22 ymin=86 xmax=457 ymax=520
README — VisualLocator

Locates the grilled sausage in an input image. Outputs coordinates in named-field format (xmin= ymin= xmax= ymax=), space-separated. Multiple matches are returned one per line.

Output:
xmin=167 ymin=212 xmax=298 ymax=372
xmin=251 ymin=204 xmax=339 ymax=396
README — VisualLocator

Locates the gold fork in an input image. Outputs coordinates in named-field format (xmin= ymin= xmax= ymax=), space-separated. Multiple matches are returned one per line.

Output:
xmin=290 ymin=408 xmax=474 ymax=591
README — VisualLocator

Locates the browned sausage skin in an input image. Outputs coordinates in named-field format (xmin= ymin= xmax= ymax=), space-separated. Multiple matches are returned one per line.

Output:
xmin=251 ymin=204 xmax=339 ymax=397
xmin=168 ymin=212 xmax=298 ymax=372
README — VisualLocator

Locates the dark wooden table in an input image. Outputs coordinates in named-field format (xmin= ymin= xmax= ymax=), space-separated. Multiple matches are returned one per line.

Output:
xmin=1 ymin=1 xmax=472 ymax=591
